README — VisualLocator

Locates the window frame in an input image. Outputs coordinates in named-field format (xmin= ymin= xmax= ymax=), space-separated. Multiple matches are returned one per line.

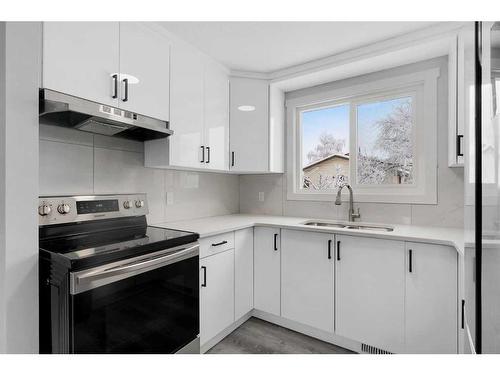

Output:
xmin=286 ymin=68 xmax=440 ymax=204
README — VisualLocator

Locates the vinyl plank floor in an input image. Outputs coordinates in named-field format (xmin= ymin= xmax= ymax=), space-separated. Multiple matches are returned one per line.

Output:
xmin=206 ymin=317 xmax=355 ymax=354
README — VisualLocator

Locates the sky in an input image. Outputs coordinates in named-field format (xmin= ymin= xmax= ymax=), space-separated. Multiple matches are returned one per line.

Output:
xmin=301 ymin=96 xmax=411 ymax=167
xmin=301 ymin=104 xmax=349 ymax=167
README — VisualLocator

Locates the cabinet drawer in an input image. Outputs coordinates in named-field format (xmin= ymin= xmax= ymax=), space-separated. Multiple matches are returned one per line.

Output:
xmin=200 ymin=232 xmax=235 ymax=258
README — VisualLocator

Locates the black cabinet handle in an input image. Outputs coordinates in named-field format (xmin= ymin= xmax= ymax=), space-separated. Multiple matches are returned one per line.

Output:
xmin=336 ymin=240 xmax=341 ymax=261
xmin=457 ymin=134 xmax=464 ymax=157
xmin=211 ymin=240 xmax=227 ymax=247
xmin=409 ymin=249 xmax=413 ymax=273
xmin=201 ymin=266 xmax=207 ymax=287
xmin=231 ymin=151 xmax=235 ymax=167
xmin=200 ymin=146 xmax=205 ymax=163
xmin=122 ymin=78 xmax=128 ymax=102
xmin=112 ymin=74 xmax=118 ymax=99
xmin=273 ymin=233 xmax=278 ymax=251
xmin=461 ymin=299 xmax=465 ymax=329
xmin=206 ymin=146 xmax=210 ymax=164
xmin=328 ymin=239 xmax=332 ymax=259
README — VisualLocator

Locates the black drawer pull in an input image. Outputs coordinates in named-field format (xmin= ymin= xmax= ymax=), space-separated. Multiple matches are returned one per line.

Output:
xmin=457 ymin=134 xmax=464 ymax=157
xmin=461 ymin=299 xmax=465 ymax=329
xmin=122 ymin=78 xmax=129 ymax=102
xmin=200 ymin=146 xmax=205 ymax=163
xmin=273 ymin=233 xmax=278 ymax=251
xmin=409 ymin=249 xmax=413 ymax=273
xmin=231 ymin=151 xmax=235 ymax=167
xmin=206 ymin=146 xmax=210 ymax=164
xmin=336 ymin=240 xmax=341 ymax=261
xmin=328 ymin=239 xmax=332 ymax=259
xmin=112 ymin=74 xmax=118 ymax=99
xmin=211 ymin=240 xmax=228 ymax=247
xmin=201 ymin=266 xmax=207 ymax=287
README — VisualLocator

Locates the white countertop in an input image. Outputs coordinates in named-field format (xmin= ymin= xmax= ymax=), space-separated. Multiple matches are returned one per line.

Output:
xmin=153 ymin=214 xmax=464 ymax=254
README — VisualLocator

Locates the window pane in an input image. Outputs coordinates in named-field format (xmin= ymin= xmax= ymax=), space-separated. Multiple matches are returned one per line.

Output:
xmin=301 ymin=104 xmax=350 ymax=190
xmin=356 ymin=97 xmax=413 ymax=185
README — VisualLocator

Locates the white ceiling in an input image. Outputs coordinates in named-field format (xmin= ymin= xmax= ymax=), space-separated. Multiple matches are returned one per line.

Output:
xmin=160 ymin=22 xmax=439 ymax=73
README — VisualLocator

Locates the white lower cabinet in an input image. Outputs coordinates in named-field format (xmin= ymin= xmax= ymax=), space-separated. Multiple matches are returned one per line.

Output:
xmin=335 ymin=235 xmax=406 ymax=353
xmin=200 ymin=249 xmax=235 ymax=346
xmin=405 ymin=242 xmax=458 ymax=353
xmin=235 ymin=228 xmax=254 ymax=320
xmin=198 ymin=225 xmax=459 ymax=354
xmin=254 ymin=227 xmax=281 ymax=316
xmin=281 ymin=229 xmax=334 ymax=332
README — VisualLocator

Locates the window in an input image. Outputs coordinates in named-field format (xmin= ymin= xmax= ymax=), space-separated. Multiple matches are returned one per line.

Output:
xmin=287 ymin=68 xmax=439 ymax=204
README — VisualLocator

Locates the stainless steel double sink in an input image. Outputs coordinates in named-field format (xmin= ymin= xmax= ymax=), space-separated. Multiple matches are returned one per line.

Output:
xmin=302 ymin=220 xmax=394 ymax=232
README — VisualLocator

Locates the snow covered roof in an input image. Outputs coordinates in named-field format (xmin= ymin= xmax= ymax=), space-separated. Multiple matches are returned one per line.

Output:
xmin=303 ymin=153 xmax=349 ymax=170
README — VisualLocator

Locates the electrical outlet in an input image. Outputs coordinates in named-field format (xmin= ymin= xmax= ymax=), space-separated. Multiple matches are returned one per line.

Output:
xmin=166 ymin=192 xmax=174 ymax=205
xmin=258 ymin=192 xmax=265 ymax=202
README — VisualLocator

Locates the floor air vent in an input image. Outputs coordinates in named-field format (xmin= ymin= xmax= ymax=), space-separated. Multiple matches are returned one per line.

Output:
xmin=361 ymin=343 xmax=393 ymax=354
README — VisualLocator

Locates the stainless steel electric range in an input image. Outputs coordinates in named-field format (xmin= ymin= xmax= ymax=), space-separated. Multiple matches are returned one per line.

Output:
xmin=38 ymin=194 xmax=200 ymax=354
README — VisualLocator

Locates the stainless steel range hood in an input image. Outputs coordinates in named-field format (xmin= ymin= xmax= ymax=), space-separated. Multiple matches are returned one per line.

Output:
xmin=39 ymin=89 xmax=173 ymax=141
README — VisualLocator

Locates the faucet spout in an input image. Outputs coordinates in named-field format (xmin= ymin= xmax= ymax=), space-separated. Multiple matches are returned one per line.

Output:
xmin=334 ymin=184 xmax=361 ymax=222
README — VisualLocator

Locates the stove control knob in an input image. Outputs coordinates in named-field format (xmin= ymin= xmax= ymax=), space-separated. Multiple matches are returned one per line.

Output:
xmin=57 ymin=203 xmax=71 ymax=215
xmin=123 ymin=200 xmax=132 ymax=209
xmin=135 ymin=200 xmax=144 ymax=208
xmin=38 ymin=204 xmax=51 ymax=216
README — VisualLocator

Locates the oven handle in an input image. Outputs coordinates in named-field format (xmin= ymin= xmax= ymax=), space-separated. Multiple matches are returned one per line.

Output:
xmin=71 ymin=243 xmax=199 ymax=295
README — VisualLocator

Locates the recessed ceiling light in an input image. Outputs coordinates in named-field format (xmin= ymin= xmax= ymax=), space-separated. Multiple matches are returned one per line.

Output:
xmin=237 ymin=105 xmax=256 ymax=112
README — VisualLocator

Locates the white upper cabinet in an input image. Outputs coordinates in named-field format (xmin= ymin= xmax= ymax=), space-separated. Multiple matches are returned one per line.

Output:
xmin=204 ymin=60 xmax=229 ymax=170
xmin=168 ymin=41 xmax=205 ymax=168
xmin=281 ymin=229 xmax=334 ymax=332
xmin=335 ymin=235 xmax=405 ymax=353
xmin=43 ymin=22 xmax=171 ymax=121
xmin=119 ymin=22 xmax=170 ymax=121
xmin=254 ymin=227 xmax=281 ymax=316
xmin=449 ymin=24 xmax=474 ymax=167
xmin=405 ymin=242 xmax=458 ymax=353
xmin=146 ymin=40 xmax=229 ymax=171
xmin=43 ymin=22 xmax=120 ymax=107
xmin=229 ymin=77 xmax=270 ymax=172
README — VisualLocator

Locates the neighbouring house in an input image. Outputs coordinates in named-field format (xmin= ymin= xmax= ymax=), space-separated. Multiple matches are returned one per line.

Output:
xmin=302 ymin=153 xmax=349 ymax=190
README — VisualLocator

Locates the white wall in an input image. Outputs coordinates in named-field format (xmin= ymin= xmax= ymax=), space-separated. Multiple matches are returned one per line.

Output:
xmin=240 ymin=57 xmax=465 ymax=228
xmin=0 ymin=21 xmax=6 ymax=355
xmin=39 ymin=124 xmax=240 ymax=224
xmin=0 ymin=22 xmax=40 ymax=353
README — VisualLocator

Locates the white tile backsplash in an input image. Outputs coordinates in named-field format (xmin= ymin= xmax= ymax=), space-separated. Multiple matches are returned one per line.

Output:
xmin=164 ymin=170 xmax=239 ymax=222
xmin=93 ymin=134 xmax=144 ymax=153
xmin=239 ymin=174 xmax=283 ymax=215
xmin=39 ymin=124 xmax=240 ymax=224
xmin=283 ymin=199 xmax=340 ymax=220
xmin=344 ymin=202 xmax=412 ymax=225
xmin=40 ymin=123 xmax=93 ymax=146
xmin=39 ymin=139 xmax=94 ymax=195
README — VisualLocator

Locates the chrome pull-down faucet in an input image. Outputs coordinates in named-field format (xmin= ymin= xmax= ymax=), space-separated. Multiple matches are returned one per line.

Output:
xmin=335 ymin=184 xmax=361 ymax=222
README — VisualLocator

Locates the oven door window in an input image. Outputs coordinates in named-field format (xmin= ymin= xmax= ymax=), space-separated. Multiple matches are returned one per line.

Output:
xmin=71 ymin=256 xmax=199 ymax=353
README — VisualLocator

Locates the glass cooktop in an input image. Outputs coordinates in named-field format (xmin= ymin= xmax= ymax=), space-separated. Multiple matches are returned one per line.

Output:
xmin=39 ymin=225 xmax=198 ymax=262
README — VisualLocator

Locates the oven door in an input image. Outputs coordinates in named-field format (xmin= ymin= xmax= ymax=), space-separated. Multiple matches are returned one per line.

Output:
xmin=69 ymin=243 xmax=199 ymax=354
